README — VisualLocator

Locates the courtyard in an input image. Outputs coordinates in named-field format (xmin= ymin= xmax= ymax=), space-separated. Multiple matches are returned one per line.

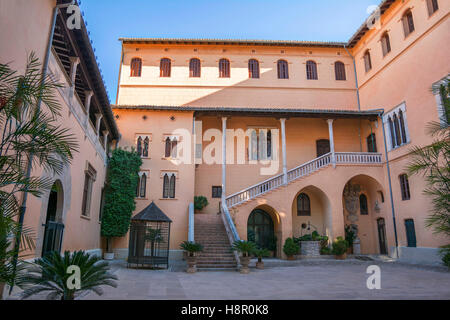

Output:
xmin=78 ymin=259 xmax=450 ymax=300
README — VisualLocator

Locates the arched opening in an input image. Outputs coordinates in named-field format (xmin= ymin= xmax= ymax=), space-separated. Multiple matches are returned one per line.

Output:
xmin=42 ymin=180 xmax=64 ymax=257
xmin=342 ymin=175 xmax=386 ymax=254
xmin=247 ymin=208 xmax=275 ymax=252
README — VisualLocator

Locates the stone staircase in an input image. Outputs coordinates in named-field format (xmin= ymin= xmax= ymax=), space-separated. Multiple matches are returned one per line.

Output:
xmin=194 ymin=213 xmax=237 ymax=271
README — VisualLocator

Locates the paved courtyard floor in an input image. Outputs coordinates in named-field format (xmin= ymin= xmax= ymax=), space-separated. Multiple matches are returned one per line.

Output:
xmin=81 ymin=259 xmax=449 ymax=300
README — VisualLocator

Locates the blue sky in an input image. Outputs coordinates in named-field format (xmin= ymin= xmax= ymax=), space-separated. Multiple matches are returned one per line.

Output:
xmin=80 ymin=0 xmax=379 ymax=103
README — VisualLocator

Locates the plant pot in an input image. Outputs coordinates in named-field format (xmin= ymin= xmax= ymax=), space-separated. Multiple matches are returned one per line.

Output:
xmin=240 ymin=256 xmax=251 ymax=274
xmin=287 ymin=255 xmax=296 ymax=261
xmin=186 ymin=255 xmax=197 ymax=273
xmin=255 ymin=261 xmax=264 ymax=270
xmin=335 ymin=253 xmax=347 ymax=260
xmin=103 ymin=252 xmax=115 ymax=260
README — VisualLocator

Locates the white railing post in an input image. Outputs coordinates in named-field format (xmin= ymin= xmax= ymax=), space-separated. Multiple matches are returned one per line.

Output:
xmin=327 ymin=119 xmax=336 ymax=168
xmin=221 ymin=117 xmax=227 ymax=205
xmin=280 ymin=118 xmax=288 ymax=185
xmin=188 ymin=202 xmax=194 ymax=242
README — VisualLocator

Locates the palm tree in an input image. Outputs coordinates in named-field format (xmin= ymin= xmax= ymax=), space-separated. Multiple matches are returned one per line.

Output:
xmin=20 ymin=251 xmax=118 ymax=300
xmin=0 ymin=53 xmax=78 ymax=297
xmin=145 ymin=228 xmax=162 ymax=258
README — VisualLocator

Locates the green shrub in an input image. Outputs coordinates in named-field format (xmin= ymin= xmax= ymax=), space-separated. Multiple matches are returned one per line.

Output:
xmin=320 ymin=246 xmax=332 ymax=255
xmin=253 ymin=248 xmax=270 ymax=263
xmin=232 ymin=240 xmax=257 ymax=257
xmin=283 ymin=238 xmax=299 ymax=257
xmin=345 ymin=225 xmax=356 ymax=247
xmin=101 ymin=148 xmax=142 ymax=252
xmin=180 ymin=241 xmax=203 ymax=256
xmin=194 ymin=196 xmax=209 ymax=211
xmin=439 ymin=245 xmax=450 ymax=268
xmin=331 ymin=236 xmax=349 ymax=255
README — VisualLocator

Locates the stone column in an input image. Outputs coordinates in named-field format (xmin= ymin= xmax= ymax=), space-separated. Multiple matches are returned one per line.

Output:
xmin=327 ymin=119 xmax=336 ymax=168
xmin=280 ymin=118 xmax=288 ymax=185
xmin=69 ymin=56 xmax=80 ymax=88
xmin=84 ymin=90 xmax=93 ymax=126
xmin=95 ymin=113 xmax=103 ymax=136
xmin=103 ymin=130 xmax=109 ymax=150
xmin=221 ymin=117 xmax=227 ymax=205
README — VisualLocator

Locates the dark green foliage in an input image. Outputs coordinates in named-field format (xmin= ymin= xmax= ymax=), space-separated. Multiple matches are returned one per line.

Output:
xmin=331 ymin=237 xmax=349 ymax=255
xmin=20 ymin=251 xmax=118 ymax=300
xmin=180 ymin=241 xmax=203 ymax=256
xmin=439 ymin=245 xmax=450 ymax=268
xmin=345 ymin=225 xmax=356 ymax=247
xmin=101 ymin=148 xmax=142 ymax=250
xmin=320 ymin=246 xmax=332 ymax=255
xmin=232 ymin=240 xmax=257 ymax=257
xmin=283 ymin=238 xmax=299 ymax=257
xmin=194 ymin=196 xmax=209 ymax=211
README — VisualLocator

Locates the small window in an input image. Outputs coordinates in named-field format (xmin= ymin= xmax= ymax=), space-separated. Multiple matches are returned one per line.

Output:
xmin=316 ymin=139 xmax=330 ymax=157
xmin=359 ymin=194 xmax=369 ymax=215
xmin=249 ymin=129 xmax=273 ymax=161
xmin=136 ymin=136 xmax=143 ymax=155
xmin=306 ymin=61 xmax=318 ymax=80
xmin=130 ymin=58 xmax=142 ymax=77
xmin=81 ymin=164 xmax=96 ymax=217
xmin=399 ymin=174 xmax=411 ymax=200
xmin=427 ymin=0 xmax=439 ymax=16
xmin=212 ymin=186 xmax=222 ymax=198
xmin=189 ymin=58 xmax=201 ymax=77
xmin=143 ymin=137 xmax=149 ymax=157
xmin=248 ymin=59 xmax=260 ymax=78
xmin=334 ymin=61 xmax=346 ymax=81
xmin=160 ymin=58 xmax=171 ymax=77
xmin=363 ymin=51 xmax=372 ymax=72
xmin=402 ymin=10 xmax=415 ymax=37
xmin=297 ymin=193 xmax=311 ymax=216
xmin=162 ymin=173 xmax=176 ymax=199
xmin=385 ymin=105 xmax=409 ymax=150
xmin=219 ymin=58 xmax=230 ymax=78
xmin=164 ymin=137 xmax=178 ymax=158
xmin=277 ymin=60 xmax=289 ymax=79
xmin=136 ymin=173 xmax=147 ymax=198
xmin=381 ymin=32 xmax=391 ymax=57
xmin=367 ymin=133 xmax=377 ymax=153
xmin=405 ymin=219 xmax=417 ymax=247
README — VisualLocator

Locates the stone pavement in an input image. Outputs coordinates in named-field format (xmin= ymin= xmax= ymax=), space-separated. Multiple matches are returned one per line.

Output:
xmin=80 ymin=259 xmax=450 ymax=300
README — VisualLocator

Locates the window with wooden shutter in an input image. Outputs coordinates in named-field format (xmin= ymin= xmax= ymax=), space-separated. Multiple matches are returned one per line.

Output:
xmin=81 ymin=163 xmax=96 ymax=217
xmin=189 ymin=58 xmax=201 ymax=77
xmin=143 ymin=137 xmax=149 ymax=157
xmin=163 ymin=174 xmax=170 ymax=198
xmin=402 ymin=10 xmax=415 ymax=37
xmin=248 ymin=59 xmax=260 ymax=78
xmin=277 ymin=60 xmax=289 ymax=79
xmin=334 ymin=61 xmax=346 ymax=80
xmin=399 ymin=174 xmax=411 ymax=200
xmin=169 ymin=174 xmax=176 ymax=198
xmin=426 ymin=0 xmax=439 ymax=16
xmin=363 ymin=51 xmax=372 ymax=72
xmin=130 ymin=58 xmax=142 ymax=77
xmin=381 ymin=33 xmax=391 ymax=56
xmin=405 ymin=219 xmax=417 ymax=247
xmin=306 ymin=61 xmax=318 ymax=80
xmin=136 ymin=136 xmax=142 ymax=155
xmin=160 ymin=58 xmax=171 ymax=77
xmin=212 ymin=186 xmax=222 ymax=198
xmin=219 ymin=58 xmax=230 ymax=78
xmin=139 ymin=173 xmax=147 ymax=198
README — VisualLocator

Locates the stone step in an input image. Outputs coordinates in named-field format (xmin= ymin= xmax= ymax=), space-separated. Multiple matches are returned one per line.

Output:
xmin=197 ymin=262 xmax=237 ymax=267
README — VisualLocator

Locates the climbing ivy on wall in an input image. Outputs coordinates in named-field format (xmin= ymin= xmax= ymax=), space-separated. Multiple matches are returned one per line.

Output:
xmin=101 ymin=148 xmax=142 ymax=251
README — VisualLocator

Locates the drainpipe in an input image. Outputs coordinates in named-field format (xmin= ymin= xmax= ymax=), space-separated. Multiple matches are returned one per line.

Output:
xmin=380 ymin=111 xmax=399 ymax=258
xmin=344 ymin=45 xmax=363 ymax=152
xmin=11 ymin=1 xmax=75 ymax=292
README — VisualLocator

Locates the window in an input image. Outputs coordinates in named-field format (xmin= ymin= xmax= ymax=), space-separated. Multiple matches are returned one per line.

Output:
xmin=384 ymin=103 xmax=410 ymax=150
xmin=316 ymin=139 xmax=330 ymax=157
xmin=334 ymin=61 xmax=346 ymax=81
xmin=136 ymin=136 xmax=142 ymax=155
xmin=212 ymin=186 xmax=222 ymax=198
xmin=248 ymin=59 xmax=260 ymax=78
xmin=130 ymin=58 xmax=142 ymax=77
xmin=136 ymin=172 xmax=147 ymax=198
xmin=136 ymin=135 xmax=150 ymax=157
xmin=359 ymin=194 xmax=369 ymax=215
xmin=405 ymin=219 xmax=417 ymax=247
xmin=402 ymin=10 xmax=415 ymax=37
xmin=297 ymin=193 xmax=311 ymax=216
xmin=219 ymin=58 xmax=230 ymax=78
xmin=163 ymin=173 xmax=176 ymax=199
xmin=363 ymin=50 xmax=372 ymax=72
xmin=189 ymin=58 xmax=201 ymax=77
xmin=427 ymin=0 xmax=439 ymax=16
xmin=160 ymin=58 xmax=171 ymax=77
xmin=306 ymin=61 xmax=318 ymax=80
xmin=399 ymin=174 xmax=411 ymax=200
xmin=164 ymin=137 xmax=178 ymax=158
xmin=367 ymin=133 xmax=377 ymax=153
xmin=81 ymin=163 xmax=96 ymax=217
xmin=381 ymin=32 xmax=391 ymax=57
xmin=249 ymin=129 xmax=274 ymax=161
xmin=277 ymin=60 xmax=289 ymax=79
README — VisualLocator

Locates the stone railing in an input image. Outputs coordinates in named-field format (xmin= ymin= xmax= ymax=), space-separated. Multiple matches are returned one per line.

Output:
xmin=287 ymin=153 xmax=332 ymax=183
xmin=335 ymin=152 xmax=382 ymax=164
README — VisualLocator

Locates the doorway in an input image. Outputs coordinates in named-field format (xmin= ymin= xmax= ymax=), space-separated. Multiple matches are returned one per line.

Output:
xmin=42 ymin=182 xmax=64 ymax=257
xmin=316 ymin=139 xmax=330 ymax=157
xmin=377 ymin=218 xmax=388 ymax=255
xmin=247 ymin=209 xmax=275 ymax=250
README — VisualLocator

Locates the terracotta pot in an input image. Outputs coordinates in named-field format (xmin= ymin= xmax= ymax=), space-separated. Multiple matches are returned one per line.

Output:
xmin=287 ymin=255 xmax=296 ymax=261
xmin=335 ymin=253 xmax=347 ymax=260
xmin=240 ymin=256 xmax=251 ymax=274
xmin=256 ymin=261 xmax=264 ymax=270
xmin=186 ymin=255 xmax=197 ymax=273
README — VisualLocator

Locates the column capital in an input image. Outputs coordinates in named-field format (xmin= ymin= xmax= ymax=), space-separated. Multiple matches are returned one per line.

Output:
xmin=280 ymin=118 xmax=287 ymax=123
xmin=327 ymin=119 xmax=334 ymax=125
xmin=84 ymin=90 xmax=93 ymax=98
xmin=69 ymin=56 xmax=80 ymax=65
xmin=221 ymin=116 xmax=227 ymax=122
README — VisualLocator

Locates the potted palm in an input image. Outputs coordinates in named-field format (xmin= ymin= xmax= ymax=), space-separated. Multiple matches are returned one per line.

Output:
xmin=332 ymin=237 xmax=349 ymax=260
xmin=180 ymin=241 xmax=203 ymax=273
xmin=283 ymin=238 xmax=299 ymax=260
xmin=20 ymin=251 xmax=118 ymax=300
xmin=232 ymin=240 xmax=256 ymax=274
xmin=253 ymin=248 xmax=270 ymax=269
